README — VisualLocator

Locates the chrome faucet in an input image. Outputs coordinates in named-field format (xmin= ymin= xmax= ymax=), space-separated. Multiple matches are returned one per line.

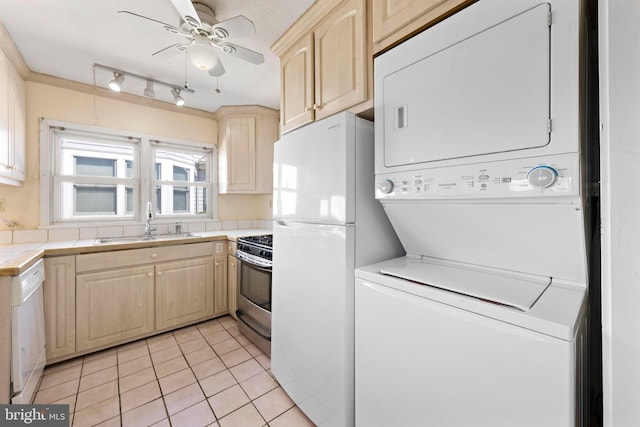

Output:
xmin=144 ymin=201 xmax=156 ymax=236
xmin=175 ymin=221 xmax=182 ymax=234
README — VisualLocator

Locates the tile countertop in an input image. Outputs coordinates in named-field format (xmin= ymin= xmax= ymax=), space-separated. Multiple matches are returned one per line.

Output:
xmin=0 ymin=228 xmax=271 ymax=276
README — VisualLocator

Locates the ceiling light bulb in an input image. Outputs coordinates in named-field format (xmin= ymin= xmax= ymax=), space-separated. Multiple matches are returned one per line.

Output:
xmin=171 ymin=88 xmax=185 ymax=106
xmin=143 ymin=80 xmax=156 ymax=98
xmin=108 ymin=72 xmax=125 ymax=92
xmin=187 ymin=38 xmax=219 ymax=71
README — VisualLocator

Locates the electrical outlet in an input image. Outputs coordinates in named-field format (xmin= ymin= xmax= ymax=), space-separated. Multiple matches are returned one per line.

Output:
xmin=0 ymin=198 xmax=5 ymax=212
xmin=216 ymin=242 xmax=224 ymax=254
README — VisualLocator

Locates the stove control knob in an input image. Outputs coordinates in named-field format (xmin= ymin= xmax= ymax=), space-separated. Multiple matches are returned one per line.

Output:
xmin=378 ymin=179 xmax=395 ymax=195
xmin=527 ymin=166 xmax=558 ymax=188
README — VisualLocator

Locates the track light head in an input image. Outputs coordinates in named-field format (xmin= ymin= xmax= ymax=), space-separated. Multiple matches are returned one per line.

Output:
xmin=171 ymin=88 xmax=185 ymax=106
xmin=108 ymin=72 xmax=125 ymax=92
xmin=143 ymin=80 xmax=156 ymax=98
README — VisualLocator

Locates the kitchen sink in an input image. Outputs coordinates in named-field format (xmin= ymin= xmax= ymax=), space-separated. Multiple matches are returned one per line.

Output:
xmin=93 ymin=233 xmax=201 ymax=245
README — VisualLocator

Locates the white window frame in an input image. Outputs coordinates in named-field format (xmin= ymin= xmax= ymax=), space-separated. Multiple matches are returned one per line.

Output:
xmin=40 ymin=119 xmax=218 ymax=227
xmin=150 ymin=140 xmax=214 ymax=219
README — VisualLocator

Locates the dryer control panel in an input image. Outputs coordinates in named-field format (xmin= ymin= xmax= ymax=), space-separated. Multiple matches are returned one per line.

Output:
xmin=376 ymin=154 xmax=580 ymax=200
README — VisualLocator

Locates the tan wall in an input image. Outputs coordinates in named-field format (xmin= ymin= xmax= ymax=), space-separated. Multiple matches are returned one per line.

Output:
xmin=0 ymin=81 xmax=271 ymax=230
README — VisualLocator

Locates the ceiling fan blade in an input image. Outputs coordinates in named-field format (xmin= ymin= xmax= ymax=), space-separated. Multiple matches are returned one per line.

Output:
xmin=217 ymin=43 xmax=264 ymax=65
xmin=208 ymin=61 xmax=226 ymax=77
xmin=210 ymin=15 xmax=256 ymax=40
xmin=170 ymin=0 xmax=202 ymax=28
xmin=118 ymin=10 xmax=179 ymax=31
xmin=152 ymin=43 xmax=187 ymax=58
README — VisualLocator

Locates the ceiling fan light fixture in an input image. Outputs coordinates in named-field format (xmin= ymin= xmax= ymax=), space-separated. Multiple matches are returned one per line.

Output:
xmin=171 ymin=88 xmax=185 ymax=106
xmin=143 ymin=80 xmax=156 ymax=98
xmin=187 ymin=39 xmax=219 ymax=70
xmin=108 ymin=72 xmax=125 ymax=92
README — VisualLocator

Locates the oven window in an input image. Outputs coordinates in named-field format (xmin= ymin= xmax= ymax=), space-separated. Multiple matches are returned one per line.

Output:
xmin=239 ymin=261 xmax=272 ymax=311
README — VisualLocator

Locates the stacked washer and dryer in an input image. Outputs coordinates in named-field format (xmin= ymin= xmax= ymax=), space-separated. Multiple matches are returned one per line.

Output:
xmin=356 ymin=0 xmax=588 ymax=426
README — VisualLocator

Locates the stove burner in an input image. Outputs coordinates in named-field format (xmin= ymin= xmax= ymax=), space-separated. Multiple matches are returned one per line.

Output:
xmin=239 ymin=234 xmax=272 ymax=248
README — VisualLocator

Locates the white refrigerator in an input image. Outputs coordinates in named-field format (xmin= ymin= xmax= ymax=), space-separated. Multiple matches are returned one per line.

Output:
xmin=271 ymin=111 xmax=404 ymax=426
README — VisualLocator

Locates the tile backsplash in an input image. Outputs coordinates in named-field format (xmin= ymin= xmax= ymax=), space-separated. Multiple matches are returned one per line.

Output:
xmin=2 ymin=220 xmax=273 ymax=244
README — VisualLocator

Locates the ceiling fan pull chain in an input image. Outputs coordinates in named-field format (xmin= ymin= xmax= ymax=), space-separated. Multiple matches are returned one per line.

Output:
xmin=184 ymin=50 xmax=189 ymax=89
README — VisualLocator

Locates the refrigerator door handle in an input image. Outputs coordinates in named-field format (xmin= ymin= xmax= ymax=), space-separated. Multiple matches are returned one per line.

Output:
xmin=275 ymin=220 xmax=355 ymax=228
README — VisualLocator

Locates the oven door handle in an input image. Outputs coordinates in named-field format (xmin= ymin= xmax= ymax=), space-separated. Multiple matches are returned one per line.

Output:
xmin=236 ymin=255 xmax=272 ymax=272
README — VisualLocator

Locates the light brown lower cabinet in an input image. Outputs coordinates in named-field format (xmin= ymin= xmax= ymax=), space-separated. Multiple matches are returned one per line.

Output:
xmin=46 ymin=241 xmax=231 ymax=360
xmin=43 ymin=256 xmax=76 ymax=360
xmin=227 ymin=254 xmax=238 ymax=320
xmin=156 ymin=257 xmax=214 ymax=330
xmin=76 ymin=265 xmax=155 ymax=352
xmin=214 ymin=255 xmax=228 ymax=316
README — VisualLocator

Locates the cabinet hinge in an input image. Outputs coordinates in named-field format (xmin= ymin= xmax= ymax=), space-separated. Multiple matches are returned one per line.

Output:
xmin=547 ymin=118 xmax=553 ymax=133
xmin=548 ymin=10 xmax=552 ymax=26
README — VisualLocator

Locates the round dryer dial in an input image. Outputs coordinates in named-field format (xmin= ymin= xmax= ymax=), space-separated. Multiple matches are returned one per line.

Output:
xmin=527 ymin=166 xmax=558 ymax=188
xmin=378 ymin=179 xmax=395 ymax=194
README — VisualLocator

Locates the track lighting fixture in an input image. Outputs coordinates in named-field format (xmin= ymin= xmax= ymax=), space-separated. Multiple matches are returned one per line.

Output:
xmin=143 ymin=80 xmax=155 ymax=98
xmin=171 ymin=88 xmax=185 ymax=106
xmin=108 ymin=72 xmax=125 ymax=92
xmin=94 ymin=63 xmax=194 ymax=107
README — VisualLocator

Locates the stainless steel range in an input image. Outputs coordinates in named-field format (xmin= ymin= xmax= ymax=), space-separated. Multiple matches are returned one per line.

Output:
xmin=236 ymin=234 xmax=272 ymax=356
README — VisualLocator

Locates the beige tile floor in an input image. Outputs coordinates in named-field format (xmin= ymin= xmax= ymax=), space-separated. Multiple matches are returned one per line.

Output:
xmin=34 ymin=315 xmax=315 ymax=427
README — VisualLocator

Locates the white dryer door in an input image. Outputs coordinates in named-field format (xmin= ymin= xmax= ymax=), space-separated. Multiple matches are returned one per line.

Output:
xmin=381 ymin=3 xmax=550 ymax=167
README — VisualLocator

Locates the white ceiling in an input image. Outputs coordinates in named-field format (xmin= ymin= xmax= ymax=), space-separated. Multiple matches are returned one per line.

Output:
xmin=0 ymin=0 xmax=315 ymax=113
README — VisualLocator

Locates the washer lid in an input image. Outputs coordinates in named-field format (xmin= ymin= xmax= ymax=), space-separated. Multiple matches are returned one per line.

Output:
xmin=380 ymin=258 xmax=550 ymax=311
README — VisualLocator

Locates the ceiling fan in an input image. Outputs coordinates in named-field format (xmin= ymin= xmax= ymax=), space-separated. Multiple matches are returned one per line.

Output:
xmin=119 ymin=0 xmax=264 ymax=77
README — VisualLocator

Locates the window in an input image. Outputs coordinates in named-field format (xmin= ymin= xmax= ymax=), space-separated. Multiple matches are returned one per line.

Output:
xmin=42 ymin=121 xmax=217 ymax=225
xmin=152 ymin=145 xmax=211 ymax=216
xmin=53 ymin=131 xmax=137 ymax=220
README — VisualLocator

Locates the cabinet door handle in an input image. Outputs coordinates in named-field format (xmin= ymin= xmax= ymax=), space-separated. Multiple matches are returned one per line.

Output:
xmin=151 ymin=253 xmax=157 ymax=259
xmin=313 ymin=103 xmax=323 ymax=111
xmin=157 ymin=271 xmax=163 ymax=276
xmin=147 ymin=272 xmax=153 ymax=277
xmin=305 ymin=106 xmax=311 ymax=112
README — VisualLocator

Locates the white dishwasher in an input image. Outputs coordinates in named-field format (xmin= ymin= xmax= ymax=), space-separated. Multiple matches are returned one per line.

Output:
xmin=11 ymin=259 xmax=46 ymax=404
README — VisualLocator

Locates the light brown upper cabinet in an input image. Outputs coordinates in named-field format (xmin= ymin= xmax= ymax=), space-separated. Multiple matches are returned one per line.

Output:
xmin=273 ymin=0 xmax=370 ymax=134
xmin=0 ymin=48 xmax=26 ymax=186
xmin=216 ymin=106 xmax=279 ymax=194
xmin=372 ymin=0 xmax=477 ymax=54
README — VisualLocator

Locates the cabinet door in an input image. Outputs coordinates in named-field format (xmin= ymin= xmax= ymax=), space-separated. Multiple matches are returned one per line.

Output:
xmin=372 ymin=0 xmax=475 ymax=53
xmin=214 ymin=255 xmax=228 ymax=316
xmin=280 ymin=33 xmax=315 ymax=133
xmin=44 ymin=256 xmax=76 ymax=361
xmin=0 ymin=51 xmax=10 ymax=178
xmin=8 ymin=67 xmax=25 ymax=182
xmin=76 ymin=266 xmax=155 ymax=352
xmin=156 ymin=257 xmax=214 ymax=330
xmin=314 ymin=0 xmax=367 ymax=121
xmin=227 ymin=254 xmax=238 ymax=319
xmin=221 ymin=116 xmax=257 ymax=192
xmin=0 ymin=50 xmax=25 ymax=185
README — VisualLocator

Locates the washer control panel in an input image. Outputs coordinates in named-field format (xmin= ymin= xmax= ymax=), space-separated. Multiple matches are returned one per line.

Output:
xmin=376 ymin=154 xmax=579 ymax=199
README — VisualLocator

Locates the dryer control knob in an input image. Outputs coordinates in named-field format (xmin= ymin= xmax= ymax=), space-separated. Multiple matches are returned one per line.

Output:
xmin=527 ymin=166 xmax=558 ymax=188
xmin=378 ymin=179 xmax=395 ymax=194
